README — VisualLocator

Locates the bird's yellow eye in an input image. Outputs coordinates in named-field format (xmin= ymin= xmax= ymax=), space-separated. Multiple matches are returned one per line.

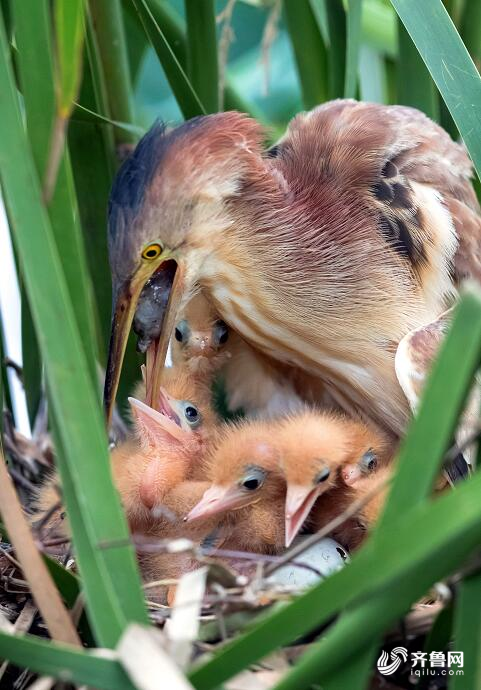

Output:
xmin=142 ymin=243 xmax=162 ymax=260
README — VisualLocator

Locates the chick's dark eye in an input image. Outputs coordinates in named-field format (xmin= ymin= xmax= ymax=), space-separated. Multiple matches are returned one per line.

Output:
xmin=185 ymin=406 xmax=199 ymax=421
xmin=314 ymin=467 xmax=330 ymax=484
xmin=174 ymin=319 xmax=190 ymax=345
xmin=214 ymin=320 xmax=229 ymax=345
xmin=242 ymin=478 xmax=260 ymax=491
xmin=240 ymin=467 xmax=266 ymax=491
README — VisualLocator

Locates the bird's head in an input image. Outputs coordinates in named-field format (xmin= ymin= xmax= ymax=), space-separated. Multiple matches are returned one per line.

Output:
xmin=277 ymin=411 xmax=358 ymax=547
xmin=173 ymin=291 xmax=229 ymax=360
xmin=104 ymin=112 xmax=269 ymax=421
xmin=128 ymin=368 xmax=214 ymax=510
xmin=184 ymin=420 xmax=283 ymax=522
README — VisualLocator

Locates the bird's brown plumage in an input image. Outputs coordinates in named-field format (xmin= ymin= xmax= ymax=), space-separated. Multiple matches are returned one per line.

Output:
xmin=173 ymin=290 xmax=304 ymax=417
xmin=106 ymin=100 xmax=480 ymax=438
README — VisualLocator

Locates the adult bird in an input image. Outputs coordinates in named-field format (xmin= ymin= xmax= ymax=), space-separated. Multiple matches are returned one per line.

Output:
xmin=104 ymin=100 xmax=481 ymax=437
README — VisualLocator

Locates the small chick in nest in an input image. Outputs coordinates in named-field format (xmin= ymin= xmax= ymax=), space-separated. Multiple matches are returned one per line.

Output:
xmin=33 ymin=365 xmax=219 ymax=541
xmin=275 ymin=409 xmax=394 ymax=547
xmin=173 ymin=289 xmax=304 ymax=418
xmin=309 ymin=464 xmax=393 ymax=551
xmin=185 ymin=419 xmax=286 ymax=556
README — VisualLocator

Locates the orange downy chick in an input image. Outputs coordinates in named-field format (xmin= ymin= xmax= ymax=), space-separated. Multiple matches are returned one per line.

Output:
xmin=113 ymin=364 xmax=218 ymax=531
xmin=310 ymin=464 xmax=393 ymax=551
xmin=185 ymin=419 xmax=286 ymax=554
xmin=276 ymin=409 xmax=394 ymax=546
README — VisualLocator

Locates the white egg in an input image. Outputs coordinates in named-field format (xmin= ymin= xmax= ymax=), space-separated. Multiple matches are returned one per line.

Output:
xmin=266 ymin=537 xmax=349 ymax=590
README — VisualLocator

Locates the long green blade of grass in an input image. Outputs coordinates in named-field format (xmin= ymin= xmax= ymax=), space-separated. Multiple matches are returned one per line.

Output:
xmin=459 ymin=0 xmax=481 ymax=71
xmin=184 ymin=0 xmax=218 ymax=113
xmin=43 ymin=0 xmax=85 ymax=201
xmin=87 ymin=0 xmax=136 ymax=144
xmin=54 ymin=0 xmax=85 ymax=117
xmin=271 ymin=523 xmax=481 ymax=690
xmin=362 ymin=0 xmax=397 ymax=57
xmin=14 ymin=0 xmax=99 ymax=390
xmin=344 ymin=0 xmax=362 ymax=98
xmin=397 ymin=19 xmax=439 ymax=120
xmin=390 ymin=0 xmax=481 ymax=179
xmin=284 ymin=0 xmax=328 ymax=109
xmin=359 ymin=45 xmax=387 ymax=102
xmin=0 ymin=13 xmax=148 ymax=646
xmin=0 ymin=631 xmax=136 ymax=690
xmin=131 ymin=0 xmax=205 ymax=119
xmin=140 ymin=0 xmax=259 ymax=117
xmin=323 ymin=0 xmax=346 ymax=99
xmin=451 ymin=571 xmax=481 ymax=689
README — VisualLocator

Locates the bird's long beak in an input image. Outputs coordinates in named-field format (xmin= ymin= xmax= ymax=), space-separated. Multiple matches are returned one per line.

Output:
xmin=129 ymin=394 xmax=188 ymax=443
xmin=285 ymin=484 xmax=321 ymax=548
xmin=104 ymin=258 xmax=185 ymax=425
xmin=185 ymin=484 xmax=252 ymax=522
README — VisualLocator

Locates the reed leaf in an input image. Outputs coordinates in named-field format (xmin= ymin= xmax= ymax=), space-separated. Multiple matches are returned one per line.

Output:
xmin=131 ymin=0 xmax=205 ymax=119
xmin=284 ymin=0 xmax=328 ymax=108
xmin=140 ymin=0 xmax=257 ymax=116
xmin=345 ymin=0 xmax=362 ymax=98
xmin=0 ymin=631 xmax=136 ymax=690
xmin=397 ymin=19 xmax=439 ymax=120
xmin=87 ymin=0 xmax=136 ymax=144
xmin=0 ymin=13 xmax=148 ymax=646
xmin=451 ymin=571 xmax=481 ymax=689
xmin=14 ymin=0 xmax=99 ymax=389
xmin=324 ymin=0 xmax=346 ymax=99
xmin=271 ymin=522 xmax=481 ymax=690
xmin=185 ymin=0 xmax=218 ymax=113
xmin=390 ymin=0 xmax=481 ymax=178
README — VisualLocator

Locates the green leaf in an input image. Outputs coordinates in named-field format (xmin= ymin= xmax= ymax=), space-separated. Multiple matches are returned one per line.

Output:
xmin=0 ymin=631 xmax=136 ymax=690
xmin=390 ymin=0 xmax=481 ymax=179
xmin=0 ymin=12 xmax=148 ymax=646
xmin=451 ymin=571 xmax=481 ymax=689
xmin=131 ymin=0 xmax=205 ymax=119
xmin=138 ymin=0 xmax=258 ymax=117
xmin=14 ymin=0 xmax=99 ymax=390
xmin=362 ymin=0 xmax=397 ymax=57
xmin=359 ymin=45 xmax=387 ymax=103
xmin=185 ymin=0 xmax=218 ymax=113
xmin=459 ymin=0 xmax=481 ymax=71
xmin=284 ymin=0 xmax=328 ymax=109
xmin=344 ymin=0 xmax=362 ymax=98
xmin=324 ymin=0 xmax=346 ymax=99
xmin=87 ymin=0 xmax=136 ymax=144
xmin=270 ymin=522 xmax=481 ymax=690
xmin=319 ymin=650 xmax=376 ymax=690
xmin=397 ymin=18 xmax=439 ymax=120
xmin=54 ymin=0 xmax=85 ymax=117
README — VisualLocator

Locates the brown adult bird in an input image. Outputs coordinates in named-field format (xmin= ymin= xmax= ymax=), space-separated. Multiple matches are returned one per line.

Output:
xmin=104 ymin=100 xmax=481 ymax=436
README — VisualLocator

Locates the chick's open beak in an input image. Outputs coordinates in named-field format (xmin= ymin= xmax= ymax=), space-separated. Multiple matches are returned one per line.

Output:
xmin=185 ymin=485 xmax=253 ymax=522
xmin=285 ymin=484 xmax=321 ymax=548
xmin=103 ymin=258 xmax=185 ymax=424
